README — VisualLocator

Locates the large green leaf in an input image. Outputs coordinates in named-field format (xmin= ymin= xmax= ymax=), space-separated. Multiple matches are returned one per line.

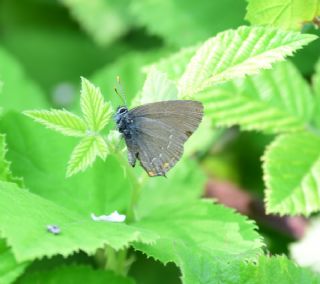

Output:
xmin=131 ymin=0 xmax=246 ymax=47
xmin=0 ymin=240 xmax=29 ymax=284
xmin=136 ymin=158 xmax=205 ymax=219
xmin=198 ymin=61 xmax=314 ymax=133
xmin=178 ymin=26 xmax=317 ymax=97
xmin=60 ymin=0 xmax=132 ymax=46
xmin=0 ymin=181 xmax=157 ymax=261
xmin=177 ymin=246 xmax=320 ymax=284
xmin=0 ymin=47 xmax=48 ymax=111
xmin=0 ymin=112 xmax=131 ymax=215
xmin=133 ymin=200 xmax=263 ymax=265
xmin=263 ymin=131 xmax=320 ymax=216
xmin=146 ymin=46 xmax=198 ymax=82
xmin=17 ymin=265 xmax=135 ymax=284
xmin=246 ymin=0 xmax=320 ymax=30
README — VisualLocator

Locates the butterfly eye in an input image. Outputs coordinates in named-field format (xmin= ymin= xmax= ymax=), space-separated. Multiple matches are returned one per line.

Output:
xmin=118 ymin=107 xmax=127 ymax=114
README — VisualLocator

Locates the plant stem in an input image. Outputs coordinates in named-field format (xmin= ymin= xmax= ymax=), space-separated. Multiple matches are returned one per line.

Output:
xmin=105 ymin=246 xmax=128 ymax=275
xmin=102 ymin=134 xmax=143 ymax=275
xmin=113 ymin=150 xmax=142 ymax=223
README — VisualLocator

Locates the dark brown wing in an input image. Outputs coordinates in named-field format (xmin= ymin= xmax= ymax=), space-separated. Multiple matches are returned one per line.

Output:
xmin=128 ymin=100 xmax=203 ymax=176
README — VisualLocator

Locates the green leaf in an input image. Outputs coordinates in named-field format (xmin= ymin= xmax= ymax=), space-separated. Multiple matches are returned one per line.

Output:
xmin=0 ymin=181 xmax=157 ymax=261
xmin=0 ymin=112 xmax=131 ymax=215
xmin=131 ymin=0 xmax=246 ymax=47
xmin=136 ymin=158 xmax=205 ymax=219
xmin=263 ymin=131 xmax=320 ymax=216
xmin=0 ymin=47 xmax=48 ymax=111
xmin=17 ymin=265 xmax=135 ymax=284
xmin=60 ymin=0 xmax=132 ymax=46
xmin=23 ymin=109 xmax=87 ymax=137
xmin=312 ymin=58 xmax=320 ymax=128
xmin=134 ymin=68 xmax=178 ymax=106
xmin=177 ymin=246 xmax=320 ymax=284
xmin=184 ymin=117 xmax=217 ymax=156
xmin=80 ymin=77 xmax=113 ymax=133
xmin=314 ymin=58 xmax=320 ymax=96
xmin=145 ymin=46 xmax=198 ymax=82
xmin=91 ymin=51 xmax=165 ymax=109
xmin=0 ymin=134 xmax=21 ymax=185
xmin=241 ymin=256 xmax=320 ymax=284
xmin=178 ymin=26 xmax=317 ymax=97
xmin=198 ymin=61 xmax=314 ymax=133
xmin=133 ymin=200 xmax=263 ymax=265
xmin=176 ymin=244 xmax=242 ymax=284
xmin=0 ymin=240 xmax=29 ymax=284
xmin=67 ymin=136 xmax=103 ymax=177
xmin=95 ymin=135 xmax=109 ymax=160
xmin=245 ymin=0 xmax=320 ymax=30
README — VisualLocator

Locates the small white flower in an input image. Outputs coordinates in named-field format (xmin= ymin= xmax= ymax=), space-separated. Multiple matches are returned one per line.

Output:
xmin=91 ymin=211 xmax=126 ymax=223
xmin=47 ymin=224 xmax=61 ymax=235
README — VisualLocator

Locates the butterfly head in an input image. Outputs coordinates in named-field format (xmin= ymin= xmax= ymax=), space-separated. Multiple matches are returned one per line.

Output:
xmin=116 ymin=106 xmax=128 ymax=115
xmin=114 ymin=106 xmax=129 ymax=124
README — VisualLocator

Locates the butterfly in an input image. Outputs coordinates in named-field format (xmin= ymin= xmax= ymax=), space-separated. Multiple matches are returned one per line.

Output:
xmin=115 ymin=99 xmax=203 ymax=177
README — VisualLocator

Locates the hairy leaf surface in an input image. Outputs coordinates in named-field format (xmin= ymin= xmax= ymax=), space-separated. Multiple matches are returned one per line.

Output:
xmin=198 ymin=61 xmax=314 ymax=133
xmin=179 ymin=26 xmax=317 ymax=96
xmin=24 ymin=109 xmax=87 ymax=137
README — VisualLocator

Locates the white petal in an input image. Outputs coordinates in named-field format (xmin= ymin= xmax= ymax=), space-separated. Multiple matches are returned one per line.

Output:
xmin=91 ymin=211 xmax=126 ymax=223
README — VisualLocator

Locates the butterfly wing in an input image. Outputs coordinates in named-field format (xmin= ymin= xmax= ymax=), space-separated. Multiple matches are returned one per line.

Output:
xmin=128 ymin=100 xmax=203 ymax=176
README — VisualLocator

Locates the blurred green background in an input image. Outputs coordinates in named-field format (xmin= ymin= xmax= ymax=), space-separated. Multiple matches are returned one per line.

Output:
xmin=1 ymin=0 xmax=319 ymax=106
xmin=0 ymin=0 xmax=319 ymax=282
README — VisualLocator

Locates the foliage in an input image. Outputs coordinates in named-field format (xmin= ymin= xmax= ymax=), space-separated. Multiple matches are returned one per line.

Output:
xmin=24 ymin=78 xmax=113 ymax=177
xmin=246 ymin=0 xmax=320 ymax=30
xmin=197 ymin=61 xmax=314 ymax=133
xmin=0 ymin=181 xmax=157 ymax=261
xmin=0 ymin=48 xmax=48 ymax=112
xmin=263 ymin=132 xmax=320 ymax=216
xmin=60 ymin=0 xmax=132 ymax=46
xmin=131 ymin=0 xmax=247 ymax=47
xmin=178 ymin=26 xmax=316 ymax=97
xmin=17 ymin=265 xmax=135 ymax=284
xmin=0 ymin=1 xmax=320 ymax=284
xmin=178 ymin=249 xmax=320 ymax=284
xmin=0 ymin=240 xmax=29 ymax=284
xmin=312 ymin=58 xmax=320 ymax=128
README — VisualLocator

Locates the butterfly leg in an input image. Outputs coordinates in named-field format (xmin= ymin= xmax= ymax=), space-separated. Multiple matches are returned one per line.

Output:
xmin=127 ymin=149 xmax=136 ymax=167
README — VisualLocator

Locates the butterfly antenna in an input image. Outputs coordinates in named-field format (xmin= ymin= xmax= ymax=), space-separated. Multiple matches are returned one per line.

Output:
xmin=114 ymin=76 xmax=127 ymax=106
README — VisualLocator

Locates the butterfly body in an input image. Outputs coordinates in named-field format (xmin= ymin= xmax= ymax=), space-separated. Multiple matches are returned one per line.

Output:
xmin=115 ymin=100 xmax=203 ymax=177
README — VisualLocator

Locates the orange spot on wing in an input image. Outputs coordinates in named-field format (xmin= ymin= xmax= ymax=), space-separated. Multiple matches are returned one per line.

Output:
xmin=148 ymin=171 xmax=157 ymax=177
